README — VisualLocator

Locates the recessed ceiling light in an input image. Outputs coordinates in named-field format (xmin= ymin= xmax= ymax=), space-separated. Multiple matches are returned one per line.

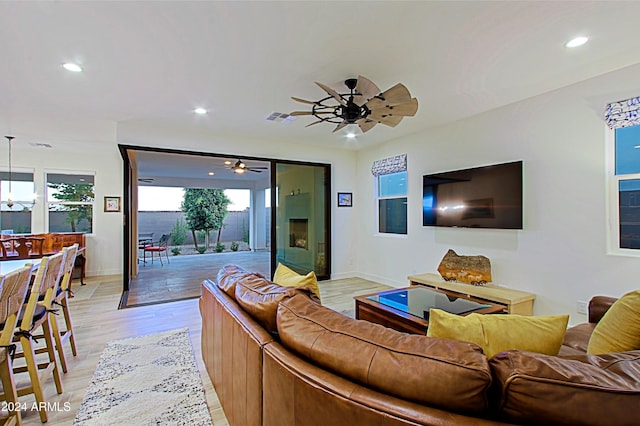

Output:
xmin=224 ymin=160 xmax=231 ymax=165
xmin=62 ymin=62 xmax=83 ymax=72
xmin=194 ymin=107 xmax=207 ymax=115
xmin=346 ymin=132 xmax=356 ymax=139
xmin=208 ymin=171 xmax=215 ymax=176
xmin=565 ymin=36 xmax=589 ymax=48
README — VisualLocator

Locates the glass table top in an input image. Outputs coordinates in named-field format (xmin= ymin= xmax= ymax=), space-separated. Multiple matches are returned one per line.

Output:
xmin=367 ymin=286 xmax=491 ymax=320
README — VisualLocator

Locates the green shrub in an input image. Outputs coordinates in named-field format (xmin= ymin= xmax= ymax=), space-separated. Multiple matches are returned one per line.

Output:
xmin=230 ymin=241 xmax=239 ymax=251
xmin=171 ymin=247 xmax=181 ymax=256
xmin=196 ymin=246 xmax=207 ymax=254
xmin=215 ymin=242 xmax=225 ymax=253
xmin=171 ymin=218 xmax=187 ymax=246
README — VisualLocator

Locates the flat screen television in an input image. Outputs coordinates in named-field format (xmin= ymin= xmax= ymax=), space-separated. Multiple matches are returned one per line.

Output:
xmin=422 ymin=161 xmax=523 ymax=229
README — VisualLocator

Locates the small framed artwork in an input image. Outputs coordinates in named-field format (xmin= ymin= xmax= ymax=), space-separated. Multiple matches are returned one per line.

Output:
xmin=337 ymin=192 xmax=353 ymax=207
xmin=104 ymin=196 xmax=121 ymax=212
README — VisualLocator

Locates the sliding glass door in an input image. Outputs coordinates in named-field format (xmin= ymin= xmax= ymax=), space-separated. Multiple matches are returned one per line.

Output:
xmin=273 ymin=161 xmax=330 ymax=279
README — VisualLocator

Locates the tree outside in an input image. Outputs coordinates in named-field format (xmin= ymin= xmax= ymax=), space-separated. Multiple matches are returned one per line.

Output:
xmin=48 ymin=182 xmax=94 ymax=232
xmin=181 ymin=188 xmax=230 ymax=250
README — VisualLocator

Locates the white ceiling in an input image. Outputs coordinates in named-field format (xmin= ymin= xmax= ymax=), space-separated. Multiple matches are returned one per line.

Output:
xmin=2 ymin=1 xmax=640 ymax=153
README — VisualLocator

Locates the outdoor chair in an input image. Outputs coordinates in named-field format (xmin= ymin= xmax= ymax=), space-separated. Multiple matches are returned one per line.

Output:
xmin=137 ymin=232 xmax=153 ymax=264
xmin=0 ymin=264 xmax=35 ymax=426
xmin=143 ymin=233 xmax=171 ymax=265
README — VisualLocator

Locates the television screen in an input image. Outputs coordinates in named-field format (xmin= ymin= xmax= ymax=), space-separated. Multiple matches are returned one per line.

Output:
xmin=422 ymin=161 xmax=523 ymax=229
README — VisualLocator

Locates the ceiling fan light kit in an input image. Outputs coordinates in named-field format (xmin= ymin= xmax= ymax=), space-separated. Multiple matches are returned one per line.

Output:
xmin=291 ymin=75 xmax=418 ymax=134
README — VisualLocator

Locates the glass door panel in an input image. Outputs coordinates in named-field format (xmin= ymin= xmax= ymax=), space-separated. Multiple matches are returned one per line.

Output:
xmin=273 ymin=162 xmax=330 ymax=279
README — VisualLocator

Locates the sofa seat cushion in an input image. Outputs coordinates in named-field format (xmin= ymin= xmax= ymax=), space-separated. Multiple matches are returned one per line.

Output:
xmin=427 ymin=309 xmax=569 ymax=358
xmin=277 ymin=294 xmax=494 ymax=415
xmin=587 ymin=290 xmax=640 ymax=355
xmin=235 ymin=275 xmax=319 ymax=335
xmin=273 ymin=262 xmax=321 ymax=300
xmin=490 ymin=349 xmax=640 ymax=425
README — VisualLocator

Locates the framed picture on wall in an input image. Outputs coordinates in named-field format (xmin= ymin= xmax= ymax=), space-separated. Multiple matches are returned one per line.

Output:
xmin=338 ymin=192 xmax=352 ymax=207
xmin=104 ymin=196 xmax=121 ymax=212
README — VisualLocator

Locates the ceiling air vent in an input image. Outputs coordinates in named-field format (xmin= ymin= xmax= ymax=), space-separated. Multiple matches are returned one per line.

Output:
xmin=30 ymin=142 xmax=53 ymax=148
xmin=265 ymin=112 xmax=297 ymax=124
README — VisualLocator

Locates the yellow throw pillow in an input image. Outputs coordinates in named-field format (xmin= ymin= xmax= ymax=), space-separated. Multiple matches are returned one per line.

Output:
xmin=587 ymin=290 xmax=640 ymax=354
xmin=273 ymin=263 xmax=321 ymax=301
xmin=427 ymin=309 xmax=569 ymax=359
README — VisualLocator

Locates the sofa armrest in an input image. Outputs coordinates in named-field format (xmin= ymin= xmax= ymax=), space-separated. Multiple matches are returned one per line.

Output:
xmin=589 ymin=296 xmax=618 ymax=323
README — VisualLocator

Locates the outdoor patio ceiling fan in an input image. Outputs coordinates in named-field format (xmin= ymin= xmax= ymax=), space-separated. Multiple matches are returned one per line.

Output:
xmin=229 ymin=159 xmax=267 ymax=174
xmin=290 ymin=75 xmax=418 ymax=133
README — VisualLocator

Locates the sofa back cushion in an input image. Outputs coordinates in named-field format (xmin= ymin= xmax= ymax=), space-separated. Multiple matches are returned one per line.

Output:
xmin=235 ymin=276 xmax=319 ymax=335
xmin=490 ymin=349 xmax=640 ymax=425
xmin=277 ymin=294 xmax=494 ymax=415
xmin=216 ymin=264 xmax=255 ymax=299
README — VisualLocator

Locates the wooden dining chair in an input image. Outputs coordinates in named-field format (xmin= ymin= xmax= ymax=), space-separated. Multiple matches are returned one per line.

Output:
xmin=0 ymin=264 xmax=35 ymax=426
xmin=11 ymin=252 xmax=66 ymax=423
xmin=50 ymin=244 xmax=79 ymax=373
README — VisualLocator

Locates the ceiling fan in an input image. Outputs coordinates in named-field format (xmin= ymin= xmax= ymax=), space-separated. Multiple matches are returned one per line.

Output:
xmin=227 ymin=159 xmax=268 ymax=174
xmin=290 ymin=75 xmax=418 ymax=133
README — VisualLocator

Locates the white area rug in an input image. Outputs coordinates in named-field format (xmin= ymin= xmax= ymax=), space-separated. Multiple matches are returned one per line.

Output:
xmin=73 ymin=328 xmax=212 ymax=426
xmin=68 ymin=282 xmax=100 ymax=302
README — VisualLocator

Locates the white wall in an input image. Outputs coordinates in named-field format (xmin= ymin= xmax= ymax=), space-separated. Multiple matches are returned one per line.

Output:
xmin=355 ymin=62 xmax=640 ymax=324
xmin=0 ymin=114 xmax=123 ymax=276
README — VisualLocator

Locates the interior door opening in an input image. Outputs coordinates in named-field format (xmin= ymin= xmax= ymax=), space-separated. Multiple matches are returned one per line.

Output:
xmin=119 ymin=145 xmax=330 ymax=308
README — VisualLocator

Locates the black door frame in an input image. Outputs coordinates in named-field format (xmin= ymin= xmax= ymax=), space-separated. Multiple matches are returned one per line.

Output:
xmin=118 ymin=144 xmax=331 ymax=305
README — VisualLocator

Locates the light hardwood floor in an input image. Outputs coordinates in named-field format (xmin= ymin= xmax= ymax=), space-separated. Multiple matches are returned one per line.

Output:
xmin=16 ymin=274 xmax=390 ymax=425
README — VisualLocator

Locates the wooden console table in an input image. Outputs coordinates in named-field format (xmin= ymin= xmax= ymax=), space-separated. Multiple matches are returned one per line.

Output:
xmin=408 ymin=273 xmax=535 ymax=315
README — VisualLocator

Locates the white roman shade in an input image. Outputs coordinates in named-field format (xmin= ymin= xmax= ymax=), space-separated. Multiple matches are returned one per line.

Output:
xmin=605 ymin=96 xmax=640 ymax=129
xmin=371 ymin=154 xmax=407 ymax=177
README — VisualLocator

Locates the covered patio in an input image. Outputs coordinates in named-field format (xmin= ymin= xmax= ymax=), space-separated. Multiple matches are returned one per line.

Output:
xmin=124 ymin=250 xmax=270 ymax=307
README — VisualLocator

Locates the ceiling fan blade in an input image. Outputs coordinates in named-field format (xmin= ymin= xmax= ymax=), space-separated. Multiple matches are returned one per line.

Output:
xmin=357 ymin=118 xmax=377 ymax=133
xmin=305 ymin=119 xmax=325 ymax=127
xmin=365 ymin=83 xmax=412 ymax=110
xmin=248 ymin=169 xmax=263 ymax=173
xmin=291 ymin=97 xmax=317 ymax=105
xmin=369 ymin=113 xmax=404 ymax=127
xmin=315 ymin=82 xmax=347 ymax=106
xmin=290 ymin=110 xmax=334 ymax=116
xmin=354 ymin=75 xmax=381 ymax=106
xmin=332 ymin=121 xmax=348 ymax=133
xmin=369 ymin=98 xmax=419 ymax=117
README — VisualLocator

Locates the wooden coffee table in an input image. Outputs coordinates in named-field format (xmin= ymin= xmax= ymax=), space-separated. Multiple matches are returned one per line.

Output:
xmin=354 ymin=286 xmax=505 ymax=334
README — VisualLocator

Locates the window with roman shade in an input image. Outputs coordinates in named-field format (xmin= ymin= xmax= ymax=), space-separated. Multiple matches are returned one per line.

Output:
xmin=372 ymin=154 xmax=407 ymax=235
xmin=605 ymin=96 xmax=640 ymax=252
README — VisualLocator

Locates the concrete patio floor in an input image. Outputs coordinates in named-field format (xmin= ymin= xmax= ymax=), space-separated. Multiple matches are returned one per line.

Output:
xmin=125 ymin=250 xmax=271 ymax=307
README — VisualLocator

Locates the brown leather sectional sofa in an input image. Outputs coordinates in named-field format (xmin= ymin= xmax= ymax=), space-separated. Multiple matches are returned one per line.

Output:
xmin=200 ymin=265 xmax=640 ymax=426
